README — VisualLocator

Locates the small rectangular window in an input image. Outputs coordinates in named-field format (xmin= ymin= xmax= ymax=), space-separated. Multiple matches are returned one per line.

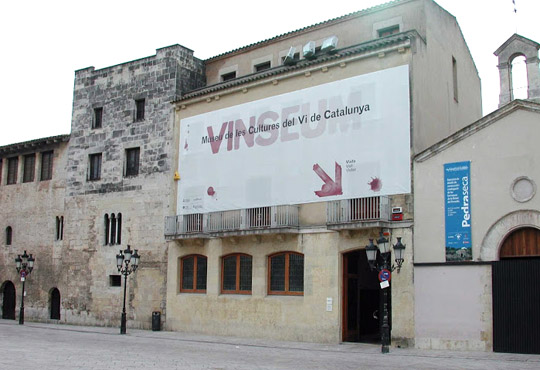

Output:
xmin=221 ymin=71 xmax=236 ymax=82
xmin=125 ymin=147 xmax=140 ymax=177
xmin=452 ymin=56 xmax=458 ymax=102
xmin=7 ymin=157 xmax=18 ymax=185
xmin=109 ymin=275 xmax=121 ymax=287
xmin=254 ymin=61 xmax=271 ymax=72
xmin=40 ymin=151 xmax=53 ymax=181
xmin=0 ymin=158 xmax=3 ymax=185
xmin=378 ymin=25 xmax=399 ymax=38
xmin=88 ymin=153 xmax=102 ymax=181
xmin=135 ymin=99 xmax=145 ymax=121
xmin=23 ymin=154 xmax=35 ymax=183
xmin=93 ymin=107 xmax=103 ymax=129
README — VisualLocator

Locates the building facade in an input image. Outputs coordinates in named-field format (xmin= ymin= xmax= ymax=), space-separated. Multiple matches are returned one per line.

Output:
xmin=165 ymin=0 xmax=480 ymax=344
xmin=414 ymin=34 xmax=540 ymax=353
xmin=0 ymin=0 xmax=510 ymax=350
xmin=1 ymin=44 xmax=205 ymax=328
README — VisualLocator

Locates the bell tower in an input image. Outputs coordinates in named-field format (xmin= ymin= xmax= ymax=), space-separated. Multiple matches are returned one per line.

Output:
xmin=494 ymin=34 xmax=540 ymax=107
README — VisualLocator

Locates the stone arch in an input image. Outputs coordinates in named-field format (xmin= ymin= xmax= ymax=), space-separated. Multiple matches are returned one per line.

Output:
xmin=49 ymin=287 xmax=61 ymax=320
xmin=480 ymin=210 xmax=540 ymax=261
xmin=1 ymin=280 xmax=16 ymax=320
xmin=509 ymin=53 xmax=528 ymax=100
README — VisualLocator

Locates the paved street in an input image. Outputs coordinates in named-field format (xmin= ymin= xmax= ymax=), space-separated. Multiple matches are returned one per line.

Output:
xmin=1 ymin=320 xmax=539 ymax=369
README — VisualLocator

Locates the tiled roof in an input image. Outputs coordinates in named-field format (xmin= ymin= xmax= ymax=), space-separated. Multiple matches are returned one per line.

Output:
xmin=205 ymin=0 xmax=407 ymax=61
xmin=0 ymin=134 xmax=70 ymax=155
xmin=176 ymin=31 xmax=416 ymax=102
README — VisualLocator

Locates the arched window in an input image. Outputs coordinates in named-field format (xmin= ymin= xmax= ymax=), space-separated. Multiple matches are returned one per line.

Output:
xmin=5 ymin=226 xmax=12 ymax=245
xmin=55 ymin=216 xmax=64 ymax=241
xmin=117 ymin=213 xmax=122 ymax=245
xmin=511 ymin=54 xmax=528 ymax=100
xmin=268 ymin=252 xmax=304 ymax=295
xmin=110 ymin=213 xmax=117 ymax=245
xmin=104 ymin=213 xmax=122 ymax=245
xmin=180 ymin=255 xmax=207 ymax=293
xmin=104 ymin=214 xmax=110 ymax=245
xmin=221 ymin=254 xmax=252 ymax=294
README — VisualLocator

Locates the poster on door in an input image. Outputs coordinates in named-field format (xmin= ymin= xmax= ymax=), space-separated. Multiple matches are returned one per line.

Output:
xmin=177 ymin=65 xmax=411 ymax=215
xmin=444 ymin=161 xmax=472 ymax=261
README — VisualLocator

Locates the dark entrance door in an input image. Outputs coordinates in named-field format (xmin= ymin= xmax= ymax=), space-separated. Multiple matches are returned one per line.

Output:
xmin=50 ymin=288 xmax=61 ymax=320
xmin=2 ymin=281 xmax=16 ymax=320
xmin=342 ymin=249 xmax=387 ymax=342
xmin=493 ymin=227 xmax=540 ymax=354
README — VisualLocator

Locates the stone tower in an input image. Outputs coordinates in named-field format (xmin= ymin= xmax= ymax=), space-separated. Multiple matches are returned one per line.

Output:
xmin=494 ymin=34 xmax=540 ymax=107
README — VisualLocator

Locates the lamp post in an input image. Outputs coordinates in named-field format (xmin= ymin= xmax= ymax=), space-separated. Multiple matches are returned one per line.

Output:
xmin=15 ymin=251 xmax=35 ymax=325
xmin=365 ymin=232 xmax=406 ymax=354
xmin=116 ymin=245 xmax=140 ymax=334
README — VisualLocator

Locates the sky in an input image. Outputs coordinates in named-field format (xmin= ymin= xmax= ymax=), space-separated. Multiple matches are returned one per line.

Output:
xmin=1 ymin=0 xmax=538 ymax=146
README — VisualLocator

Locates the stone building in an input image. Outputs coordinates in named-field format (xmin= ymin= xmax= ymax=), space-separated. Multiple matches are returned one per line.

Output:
xmin=165 ymin=0 xmax=481 ymax=345
xmin=1 ymin=44 xmax=205 ymax=328
xmin=0 ymin=0 xmax=495 ymax=349
xmin=414 ymin=34 xmax=540 ymax=353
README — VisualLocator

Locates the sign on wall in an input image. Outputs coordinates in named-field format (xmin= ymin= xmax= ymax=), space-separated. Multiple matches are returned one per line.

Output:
xmin=177 ymin=65 xmax=411 ymax=214
xmin=444 ymin=161 xmax=472 ymax=261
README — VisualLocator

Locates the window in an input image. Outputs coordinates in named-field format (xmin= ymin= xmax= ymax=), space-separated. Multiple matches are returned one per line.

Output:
xmin=104 ymin=213 xmax=121 ymax=245
xmin=40 ymin=151 xmax=53 ymax=181
xmin=135 ymin=99 xmax=145 ymax=121
xmin=221 ymin=71 xmax=236 ymax=82
xmin=93 ymin=107 xmax=103 ymax=129
xmin=7 ymin=157 xmax=18 ymax=185
xmin=109 ymin=275 xmax=121 ymax=287
xmin=254 ymin=61 xmax=271 ymax=72
xmin=378 ymin=25 xmax=399 ymax=38
xmin=222 ymin=254 xmax=252 ymax=294
xmin=180 ymin=255 xmax=207 ymax=293
xmin=55 ymin=216 xmax=64 ymax=241
xmin=125 ymin=147 xmax=140 ymax=177
xmin=268 ymin=252 xmax=304 ymax=295
xmin=6 ymin=226 xmax=12 ymax=245
xmin=0 ymin=158 xmax=3 ymax=184
xmin=88 ymin=153 xmax=102 ymax=181
xmin=452 ymin=56 xmax=458 ymax=102
xmin=23 ymin=154 xmax=35 ymax=183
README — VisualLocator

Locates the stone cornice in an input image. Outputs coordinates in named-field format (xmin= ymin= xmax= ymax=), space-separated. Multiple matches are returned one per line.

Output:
xmin=174 ymin=31 xmax=420 ymax=107
xmin=0 ymin=134 xmax=70 ymax=156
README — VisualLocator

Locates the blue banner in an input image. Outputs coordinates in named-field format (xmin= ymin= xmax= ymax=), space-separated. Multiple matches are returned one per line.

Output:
xmin=444 ymin=161 xmax=472 ymax=261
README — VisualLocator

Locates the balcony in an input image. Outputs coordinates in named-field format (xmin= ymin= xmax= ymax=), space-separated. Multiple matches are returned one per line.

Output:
xmin=327 ymin=196 xmax=391 ymax=230
xmin=165 ymin=205 xmax=299 ymax=239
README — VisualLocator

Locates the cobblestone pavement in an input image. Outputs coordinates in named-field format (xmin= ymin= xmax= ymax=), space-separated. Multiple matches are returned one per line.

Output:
xmin=1 ymin=320 xmax=539 ymax=369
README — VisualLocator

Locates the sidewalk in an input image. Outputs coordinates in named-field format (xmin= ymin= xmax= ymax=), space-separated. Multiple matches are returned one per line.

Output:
xmin=1 ymin=320 xmax=539 ymax=369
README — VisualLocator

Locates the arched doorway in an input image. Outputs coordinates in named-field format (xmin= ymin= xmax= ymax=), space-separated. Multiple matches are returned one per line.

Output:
xmin=50 ymin=288 xmax=61 ymax=320
xmin=1 ymin=281 xmax=16 ymax=320
xmin=493 ymin=227 xmax=540 ymax=354
xmin=342 ymin=249 xmax=388 ymax=343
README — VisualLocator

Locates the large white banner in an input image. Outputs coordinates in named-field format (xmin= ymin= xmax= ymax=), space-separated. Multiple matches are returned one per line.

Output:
xmin=178 ymin=65 xmax=410 ymax=214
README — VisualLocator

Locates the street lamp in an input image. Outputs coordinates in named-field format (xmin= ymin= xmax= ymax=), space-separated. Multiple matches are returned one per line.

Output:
xmin=366 ymin=232 xmax=406 ymax=354
xmin=15 ymin=251 xmax=35 ymax=325
xmin=116 ymin=245 xmax=140 ymax=334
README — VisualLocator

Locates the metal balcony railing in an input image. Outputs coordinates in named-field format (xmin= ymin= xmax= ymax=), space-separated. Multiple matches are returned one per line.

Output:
xmin=327 ymin=196 xmax=390 ymax=224
xmin=165 ymin=205 xmax=299 ymax=238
